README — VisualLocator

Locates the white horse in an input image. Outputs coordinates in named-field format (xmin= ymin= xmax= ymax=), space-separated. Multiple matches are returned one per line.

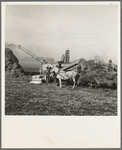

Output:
xmin=52 ymin=66 xmax=77 ymax=88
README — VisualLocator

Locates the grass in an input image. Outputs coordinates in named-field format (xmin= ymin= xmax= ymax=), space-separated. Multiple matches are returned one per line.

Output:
xmin=5 ymin=74 xmax=117 ymax=115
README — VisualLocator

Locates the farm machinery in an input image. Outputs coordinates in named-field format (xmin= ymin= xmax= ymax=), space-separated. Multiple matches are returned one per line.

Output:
xmin=14 ymin=44 xmax=44 ymax=64
xmin=12 ymin=44 xmax=80 ymax=84
xmin=13 ymin=44 xmax=79 ymax=72
xmin=12 ymin=44 xmax=50 ymax=83
xmin=10 ymin=44 xmax=117 ymax=88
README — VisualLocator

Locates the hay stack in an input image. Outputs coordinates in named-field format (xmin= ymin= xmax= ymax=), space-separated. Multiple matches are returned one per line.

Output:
xmin=5 ymin=48 xmax=24 ymax=77
xmin=77 ymin=59 xmax=117 ymax=89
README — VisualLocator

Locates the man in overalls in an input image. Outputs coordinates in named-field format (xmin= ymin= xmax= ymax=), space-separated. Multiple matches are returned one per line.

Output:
xmin=64 ymin=50 xmax=70 ymax=64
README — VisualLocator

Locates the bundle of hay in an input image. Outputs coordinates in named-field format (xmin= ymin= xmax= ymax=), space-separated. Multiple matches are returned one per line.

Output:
xmin=29 ymin=75 xmax=45 ymax=84
xmin=77 ymin=59 xmax=117 ymax=89
xmin=5 ymin=48 xmax=24 ymax=77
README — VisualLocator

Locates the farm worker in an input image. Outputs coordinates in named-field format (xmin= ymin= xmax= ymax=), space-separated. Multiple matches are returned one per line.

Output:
xmin=39 ymin=64 xmax=43 ymax=74
xmin=51 ymin=71 xmax=57 ymax=83
xmin=76 ymin=58 xmax=87 ymax=72
xmin=58 ymin=62 xmax=62 ymax=69
xmin=45 ymin=67 xmax=51 ymax=83
xmin=76 ymin=58 xmax=87 ymax=84
xmin=64 ymin=50 xmax=70 ymax=64
xmin=76 ymin=60 xmax=82 ymax=76
xmin=75 ymin=60 xmax=82 ymax=84
xmin=61 ymin=54 xmax=65 ymax=63
xmin=56 ymin=62 xmax=62 ymax=70
xmin=76 ymin=64 xmax=82 ymax=74
xmin=108 ymin=59 xmax=113 ymax=72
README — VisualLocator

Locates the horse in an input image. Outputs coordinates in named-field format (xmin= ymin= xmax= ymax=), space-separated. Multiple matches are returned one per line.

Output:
xmin=51 ymin=66 xmax=77 ymax=88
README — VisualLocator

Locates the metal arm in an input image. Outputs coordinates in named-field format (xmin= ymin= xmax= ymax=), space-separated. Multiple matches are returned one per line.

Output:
xmin=14 ymin=44 xmax=44 ymax=64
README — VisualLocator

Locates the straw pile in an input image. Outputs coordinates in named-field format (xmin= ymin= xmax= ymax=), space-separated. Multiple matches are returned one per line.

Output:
xmin=5 ymin=47 xmax=24 ymax=77
xmin=77 ymin=59 xmax=117 ymax=89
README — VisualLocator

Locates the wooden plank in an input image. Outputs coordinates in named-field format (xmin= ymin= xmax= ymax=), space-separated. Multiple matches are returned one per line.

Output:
xmin=62 ymin=61 xmax=79 ymax=71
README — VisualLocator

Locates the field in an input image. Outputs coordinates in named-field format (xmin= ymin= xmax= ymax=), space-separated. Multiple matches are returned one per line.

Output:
xmin=5 ymin=74 xmax=117 ymax=115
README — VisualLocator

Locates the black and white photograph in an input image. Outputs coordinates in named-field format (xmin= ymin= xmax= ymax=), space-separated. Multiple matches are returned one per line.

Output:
xmin=2 ymin=1 xmax=120 ymax=148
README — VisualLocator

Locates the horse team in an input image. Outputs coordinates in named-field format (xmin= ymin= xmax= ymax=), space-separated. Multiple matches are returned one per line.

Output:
xmin=40 ymin=59 xmax=84 ymax=88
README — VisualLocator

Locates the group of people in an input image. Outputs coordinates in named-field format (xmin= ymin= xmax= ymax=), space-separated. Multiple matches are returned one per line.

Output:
xmin=61 ymin=50 xmax=70 ymax=64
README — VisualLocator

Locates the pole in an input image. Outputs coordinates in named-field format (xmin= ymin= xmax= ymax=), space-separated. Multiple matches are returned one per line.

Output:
xmin=14 ymin=44 xmax=43 ymax=64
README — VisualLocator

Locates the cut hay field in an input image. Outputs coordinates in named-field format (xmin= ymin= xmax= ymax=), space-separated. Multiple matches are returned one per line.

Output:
xmin=5 ymin=74 xmax=117 ymax=115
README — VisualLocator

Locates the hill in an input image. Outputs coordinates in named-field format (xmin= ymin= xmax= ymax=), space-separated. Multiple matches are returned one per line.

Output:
xmin=5 ymin=47 xmax=24 ymax=77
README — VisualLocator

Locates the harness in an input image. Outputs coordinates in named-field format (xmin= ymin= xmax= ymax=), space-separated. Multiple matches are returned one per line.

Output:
xmin=72 ymin=71 xmax=76 ymax=76
xmin=53 ymin=67 xmax=76 ymax=80
xmin=57 ymin=70 xmax=76 ymax=80
xmin=57 ymin=72 xmax=68 ymax=80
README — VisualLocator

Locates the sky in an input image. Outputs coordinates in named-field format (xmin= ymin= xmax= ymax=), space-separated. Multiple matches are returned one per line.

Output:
xmin=5 ymin=3 xmax=119 ymax=63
